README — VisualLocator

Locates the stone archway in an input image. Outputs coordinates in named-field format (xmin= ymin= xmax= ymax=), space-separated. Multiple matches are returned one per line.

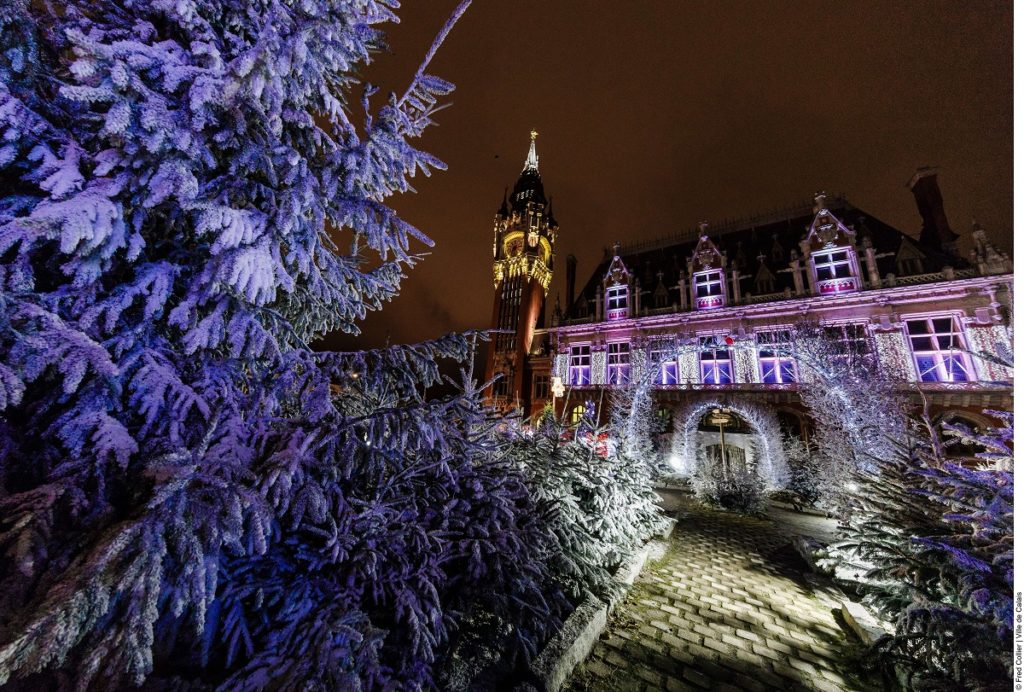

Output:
xmin=670 ymin=396 xmax=788 ymax=488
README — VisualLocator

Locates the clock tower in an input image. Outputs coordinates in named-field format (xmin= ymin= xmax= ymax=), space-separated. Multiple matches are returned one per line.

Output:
xmin=484 ymin=131 xmax=558 ymax=410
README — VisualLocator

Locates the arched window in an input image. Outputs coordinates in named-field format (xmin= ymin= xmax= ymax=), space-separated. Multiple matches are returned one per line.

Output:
xmin=570 ymin=404 xmax=586 ymax=426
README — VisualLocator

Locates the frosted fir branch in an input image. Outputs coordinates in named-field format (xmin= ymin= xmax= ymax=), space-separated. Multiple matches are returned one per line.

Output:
xmin=396 ymin=0 xmax=471 ymax=118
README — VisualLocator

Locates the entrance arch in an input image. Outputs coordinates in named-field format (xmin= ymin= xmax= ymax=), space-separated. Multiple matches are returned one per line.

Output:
xmin=670 ymin=396 xmax=788 ymax=488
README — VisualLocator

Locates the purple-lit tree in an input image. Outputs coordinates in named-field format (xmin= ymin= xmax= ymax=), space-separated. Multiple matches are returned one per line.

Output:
xmin=824 ymin=427 xmax=1013 ymax=689
xmin=0 ymin=0 xmax=571 ymax=688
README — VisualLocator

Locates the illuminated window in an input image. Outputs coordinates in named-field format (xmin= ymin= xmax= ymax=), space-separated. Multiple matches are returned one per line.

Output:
xmin=812 ymin=249 xmax=858 ymax=294
xmin=756 ymin=331 xmax=797 ymax=384
xmin=570 ymin=404 xmax=585 ymax=426
xmin=606 ymin=284 xmax=629 ymax=320
xmin=651 ymin=342 xmax=678 ymax=385
xmin=607 ymin=341 xmax=631 ymax=385
xmin=699 ymin=337 xmax=733 ymax=384
xmin=569 ymin=344 xmax=591 ymax=385
xmin=906 ymin=317 xmax=970 ymax=383
xmin=693 ymin=270 xmax=725 ymax=309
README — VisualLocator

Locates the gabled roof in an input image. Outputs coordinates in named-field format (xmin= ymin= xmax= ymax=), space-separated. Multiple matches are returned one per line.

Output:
xmin=568 ymin=196 xmax=965 ymax=318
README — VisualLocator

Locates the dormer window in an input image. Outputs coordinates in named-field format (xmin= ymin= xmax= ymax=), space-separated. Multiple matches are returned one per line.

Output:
xmin=606 ymin=284 xmax=629 ymax=320
xmin=694 ymin=270 xmax=726 ymax=310
xmin=811 ymin=249 xmax=858 ymax=294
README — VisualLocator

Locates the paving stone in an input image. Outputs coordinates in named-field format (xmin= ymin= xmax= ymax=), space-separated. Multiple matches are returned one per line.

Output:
xmin=763 ymin=638 xmax=794 ymax=655
xmin=704 ymin=638 xmax=737 ymax=657
xmin=750 ymin=643 xmax=782 ymax=661
xmin=666 ymin=677 xmax=699 ymax=692
xmin=721 ymin=633 xmax=753 ymax=651
xmin=682 ymin=667 xmax=713 ymax=689
xmin=565 ymin=497 xmax=881 ymax=692
xmin=637 ymin=666 xmax=664 ymax=686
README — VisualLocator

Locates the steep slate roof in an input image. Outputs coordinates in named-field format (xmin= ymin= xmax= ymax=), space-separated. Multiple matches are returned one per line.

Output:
xmin=569 ymin=196 xmax=966 ymax=319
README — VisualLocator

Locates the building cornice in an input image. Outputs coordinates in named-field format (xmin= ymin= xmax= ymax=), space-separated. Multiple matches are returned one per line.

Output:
xmin=543 ymin=273 xmax=1012 ymax=338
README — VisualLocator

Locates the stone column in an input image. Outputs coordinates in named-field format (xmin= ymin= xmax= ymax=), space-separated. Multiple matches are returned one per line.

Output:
xmin=677 ymin=271 xmax=688 ymax=311
xmin=789 ymin=258 xmax=805 ymax=294
xmin=862 ymin=239 xmax=881 ymax=288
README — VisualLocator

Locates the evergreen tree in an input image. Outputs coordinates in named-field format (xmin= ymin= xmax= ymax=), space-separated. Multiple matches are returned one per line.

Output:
xmin=780 ymin=432 xmax=822 ymax=506
xmin=824 ymin=427 xmax=1013 ymax=690
xmin=0 ymin=0 xmax=574 ymax=687
xmin=505 ymin=418 xmax=667 ymax=600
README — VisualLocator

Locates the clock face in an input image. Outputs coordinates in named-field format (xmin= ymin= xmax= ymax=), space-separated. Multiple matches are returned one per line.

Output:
xmin=505 ymin=237 xmax=523 ymax=256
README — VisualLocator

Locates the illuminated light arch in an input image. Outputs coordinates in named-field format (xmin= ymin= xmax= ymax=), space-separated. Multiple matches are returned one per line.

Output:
xmin=669 ymin=396 xmax=788 ymax=488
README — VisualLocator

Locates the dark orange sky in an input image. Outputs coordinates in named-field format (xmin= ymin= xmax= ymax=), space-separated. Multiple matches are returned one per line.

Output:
xmin=326 ymin=0 xmax=1012 ymax=350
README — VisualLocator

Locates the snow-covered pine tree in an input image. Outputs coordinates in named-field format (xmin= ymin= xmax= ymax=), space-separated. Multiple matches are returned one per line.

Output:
xmin=506 ymin=415 xmax=667 ymax=598
xmin=0 ymin=1 xmax=570 ymax=688
xmin=780 ymin=432 xmax=822 ymax=506
xmin=824 ymin=430 xmax=1013 ymax=689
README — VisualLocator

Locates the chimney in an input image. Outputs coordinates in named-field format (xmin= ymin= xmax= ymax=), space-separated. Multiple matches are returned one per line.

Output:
xmin=908 ymin=167 xmax=960 ymax=257
xmin=565 ymin=254 xmax=577 ymax=317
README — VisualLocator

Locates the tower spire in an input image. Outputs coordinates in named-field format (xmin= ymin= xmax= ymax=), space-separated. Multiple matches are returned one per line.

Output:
xmin=523 ymin=129 xmax=539 ymax=172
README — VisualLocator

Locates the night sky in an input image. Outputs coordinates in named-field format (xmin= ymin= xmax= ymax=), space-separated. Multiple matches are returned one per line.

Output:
xmin=326 ymin=1 xmax=1012 ymax=351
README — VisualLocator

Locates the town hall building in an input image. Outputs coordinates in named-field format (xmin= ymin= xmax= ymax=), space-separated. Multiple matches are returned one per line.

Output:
xmin=484 ymin=133 xmax=1013 ymax=464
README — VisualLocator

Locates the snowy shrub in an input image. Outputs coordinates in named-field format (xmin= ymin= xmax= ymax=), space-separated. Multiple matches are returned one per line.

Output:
xmin=506 ymin=420 xmax=668 ymax=602
xmin=691 ymin=446 xmax=767 ymax=516
xmin=781 ymin=433 xmax=823 ymax=506
xmin=824 ymin=428 xmax=1013 ymax=690
xmin=0 ymin=0 xmax=578 ymax=688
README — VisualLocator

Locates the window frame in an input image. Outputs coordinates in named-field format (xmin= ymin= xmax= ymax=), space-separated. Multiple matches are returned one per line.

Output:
xmin=607 ymin=341 xmax=631 ymax=386
xmin=606 ymin=284 xmax=630 ymax=320
xmin=698 ymin=336 xmax=733 ymax=385
xmin=650 ymin=342 xmax=679 ymax=386
xmin=693 ymin=270 xmax=726 ymax=310
xmin=568 ymin=344 xmax=592 ymax=386
xmin=811 ymin=248 xmax=858 ymax=294
xmin=821 ymin=321 xmax=873 ymax=364
xmin=904 ymin=315 xmax=972 ymax=383
xmin=533 ymin=373 xmax=549 ymax=400
xmin=755 ymin=330 xmax=797 ymax=384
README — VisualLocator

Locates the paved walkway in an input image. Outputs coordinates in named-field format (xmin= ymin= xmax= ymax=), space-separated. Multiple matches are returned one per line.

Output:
xmin=565 ymin=498 xmax=878 ymax=692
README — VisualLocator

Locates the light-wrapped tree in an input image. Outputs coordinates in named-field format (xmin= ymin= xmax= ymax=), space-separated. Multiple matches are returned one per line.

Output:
xmin=788 ymin=320 xmax=907 ymax=510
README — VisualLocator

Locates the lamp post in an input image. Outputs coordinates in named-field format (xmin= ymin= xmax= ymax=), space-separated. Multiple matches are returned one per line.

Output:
xmin=708 ymin=407 xmax=732 ymax=477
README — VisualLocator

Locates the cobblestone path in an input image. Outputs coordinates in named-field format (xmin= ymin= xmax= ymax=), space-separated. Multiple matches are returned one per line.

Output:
xmin=566 ymin=501 xmax=878 ymax=692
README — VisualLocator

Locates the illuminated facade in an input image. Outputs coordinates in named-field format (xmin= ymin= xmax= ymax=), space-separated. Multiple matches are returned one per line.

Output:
xmin=511 ymin=168 xmax=1012 ymax=448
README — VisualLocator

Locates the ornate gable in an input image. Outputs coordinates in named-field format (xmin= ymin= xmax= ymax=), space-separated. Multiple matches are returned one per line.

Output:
xmin=689 ymin=233 xmax=725 ymax=272
xmin=603 ymin=248 xmax=632 ymax=288
xmin=806 ymin=193 xmax=856 ymax=252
